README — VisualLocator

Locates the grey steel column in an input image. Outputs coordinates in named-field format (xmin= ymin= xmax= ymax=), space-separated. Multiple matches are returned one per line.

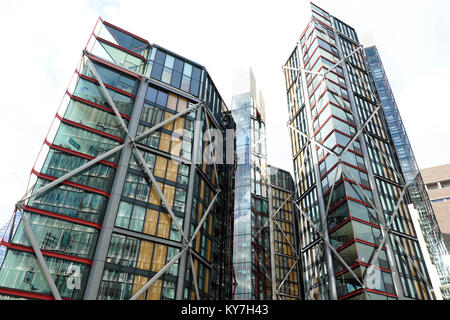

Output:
xmin=285 ymin=185 xmax=302 ymax=300
xmin=268 ymin=183 xmax=277 ymax=300
xmin=83 ymin=78 xmax=148 ymax=299
xmin=175 ymin=105 xmax=203 ymax=300
xmin=19 ymin=211 xmax=62 ymax=300
xmin=332 ymin=25 xmax=405 ymax=299
xmin=296 ymin=45 xmax=338 ymax=300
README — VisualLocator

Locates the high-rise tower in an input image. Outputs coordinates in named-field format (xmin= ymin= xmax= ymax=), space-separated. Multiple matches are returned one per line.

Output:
xmin=268 ymin=165 xmax=302 ymax=300
xmin=231 ymin=68 xmax=271 ymax=300
xmin=363 ymin=40 xmax=450 ymax=299
xmin=0 ymin=18 xmax=235 ymax=300
xmin=283 ymin=3 xmax=441 ymax=300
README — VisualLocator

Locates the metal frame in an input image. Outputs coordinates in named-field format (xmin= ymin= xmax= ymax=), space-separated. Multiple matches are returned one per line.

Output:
xmin=282 ymin=36 xmax=435 ymax=300
xmin=269 ymin=188 xmax=302 ymax=300
xmin=9 ymin=52 xmax=221 ymax=301
xmin=364 ymin=45 xmax=450 ymax=299
xmin=250 ymin=155 xmax=302 ymax=300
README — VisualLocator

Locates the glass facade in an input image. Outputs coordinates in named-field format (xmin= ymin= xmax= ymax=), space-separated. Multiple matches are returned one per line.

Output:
xmin=268 ymin=166 xmax=301 ymax=300
xmin=365 ymin=45 xmax=450 ymax=298
xmin=232 ymin=69 xmax=271 ymax=300
xmin=0 ymin=18 xmax=234 ymax=300
xmin=283 ymin=3 xmax=435 ymax=300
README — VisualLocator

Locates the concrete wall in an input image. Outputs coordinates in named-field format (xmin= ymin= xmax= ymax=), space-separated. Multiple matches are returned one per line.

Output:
xmin=421 ymin=163 xmax=450 ymax=252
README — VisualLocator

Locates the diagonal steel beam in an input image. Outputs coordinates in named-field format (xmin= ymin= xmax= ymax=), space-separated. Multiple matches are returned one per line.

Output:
xmin=20 ymin=52 xmax=198 ymax=207
xmin=340 ymin=162 xmax=384 ymax=224
xmin=294 ymin=201 xmax=364 ymax=289
xmin=361 ymin=180 xmax=433 ymax=292
xmin=130 ymin=150 xmax=219 ymax=300
xmin=323 ymin=159 xmax=343 ymax=218
xmin=340 ymin=161 xmax=408 ymax=278
xmin=88 ymin=54 xmax=196 ymax=247
xmin=283 ymin=66 xmax=324 ymax=76
xmin=288 ymin=124 xmax=340 ymax=159
xmin=132 ymin=144 xmax=189 ymax=245
xmin=342 ymin=162 xmax=428 ymax=297
xmin=267 ymin=181 xmax=277 ymax=300
xmin=324 ymin=47 xmax=420 ymax=298
xmin=19 ymin=104 xmax=199 ymax=206
xmin=337 ymin=46 xmax=406 ymax=186
xmin=189 ymin=250 xmax=201 ymax=300
xmin=275 ymin=257 xmax=300 ymax=296
xmin=339 ymin=104 xmax=381 ymax=157
xmin=85 ymin=57 xmax=131 ymax=138
xmin=191 ymin=192 xmax=219 ymax=245
xmin=255 ymin=191 xmax=293 ymax=241
xmin=323 ymin=46 xmax=363 ymax=78
xmin=20 ymin=142 xmax=127 ymax=203
xmin=285 ymin=40 xmax=393 ymax=299
xmin=14 ymin=50 xmax=212 ymax=302
xmin=392 ymin=235 xmax=433 ymax=290
xmin=134 ymin=104 xmax=199 ymax=143
xmin=273 ymin=218 xmax=297 ymax=259
xmin=15 ymin=206 xmax=62 ymax=300
xmin=130 ymin=245 xmax=189 ymax=300
xmin=129 ymin=190 xmax=219 ymax=300
xmin=282 ymin=46 xmax=363 ymax=81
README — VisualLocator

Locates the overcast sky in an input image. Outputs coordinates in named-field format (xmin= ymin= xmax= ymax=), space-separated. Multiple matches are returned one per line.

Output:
xmin=0 ymin=0 xmax=449 ymax=226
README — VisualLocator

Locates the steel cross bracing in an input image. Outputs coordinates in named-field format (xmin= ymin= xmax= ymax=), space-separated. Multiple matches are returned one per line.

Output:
xmin=244 ymin=132 xmax=293 ymax=298
xmin=270 ymin=192 xmax=302 ymax=300
xmin=10 ymin=53 xmax=222 ymax=300
xmin=243 ymin=168 xmax=275 ymax=297
xmin=252 ymin=170 xmax=301 ymax=300
xmin=267 ymin=190 xmax=299 ymax=299
xmin=249 ymin=151 xmax=302 ymax=300
xmin=282 ymin=40 xmax=434 ymax=300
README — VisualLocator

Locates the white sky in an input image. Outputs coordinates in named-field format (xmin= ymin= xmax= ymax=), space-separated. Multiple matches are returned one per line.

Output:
xmin=0 ymin=0 xmax=449 ymax=226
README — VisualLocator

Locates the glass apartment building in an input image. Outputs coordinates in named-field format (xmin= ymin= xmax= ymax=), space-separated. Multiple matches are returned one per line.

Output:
xmin=231 ymin=68 xmax=271 ymax=300
xmin=0 ymin=215 xmax=21 ymax=268
xmin=0 ymin=18 xmax=235 ymax=300
xmin=364 ymin=42 xmax=450 ymax=298
xmin=283 ymin=3 xmax=437 ymax=300
xmin=268 ymin=166 xmax=301 ymax=300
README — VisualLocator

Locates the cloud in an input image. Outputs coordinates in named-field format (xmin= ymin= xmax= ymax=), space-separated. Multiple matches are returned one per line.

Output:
xmin=0 ymin=0 xmax=448 ymax=226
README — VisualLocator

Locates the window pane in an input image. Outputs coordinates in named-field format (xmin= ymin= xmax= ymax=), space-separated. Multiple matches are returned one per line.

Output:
xmin=183 ymin=63 xmax=192 ymax=76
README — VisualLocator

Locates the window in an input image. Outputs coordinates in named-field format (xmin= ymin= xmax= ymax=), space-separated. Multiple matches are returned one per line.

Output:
xmin=12 ymin=212 xmax=97 ymax=259
xmin=28 ymin=178 xmax=107 ymax=223
xmin=0 ymin=250 xmax=88 ymax=299
xmin=174 ymin=189 xmax=186 ymax=213
xmin=148 ymin=49 xmax=202 ymax=97
xmin=116 ymin=201 xmax=146 ymax=232
xmin=102 ymin=24 xmax=149 ymax=57
xmin=64 ymin=99 xmax=127 ymax=139
xmin=53 ymin=122 xmax=121 ymax=161
xmin=177 ymin=164 xmax=189 ymax=185
xmin=83 ymin=61 xmax=139 ymax=95
xmin=441 ymin=180 xmax=450 ymax=188
xmin=73 ymin=78 xmax=134 ymax=116
xmin=122 ymin=172 xmax=150 ymax=202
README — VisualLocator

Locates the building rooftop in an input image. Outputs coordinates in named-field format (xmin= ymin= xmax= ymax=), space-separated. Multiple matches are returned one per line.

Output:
xmin=421 ymin=163 xmax=450 ymax=183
